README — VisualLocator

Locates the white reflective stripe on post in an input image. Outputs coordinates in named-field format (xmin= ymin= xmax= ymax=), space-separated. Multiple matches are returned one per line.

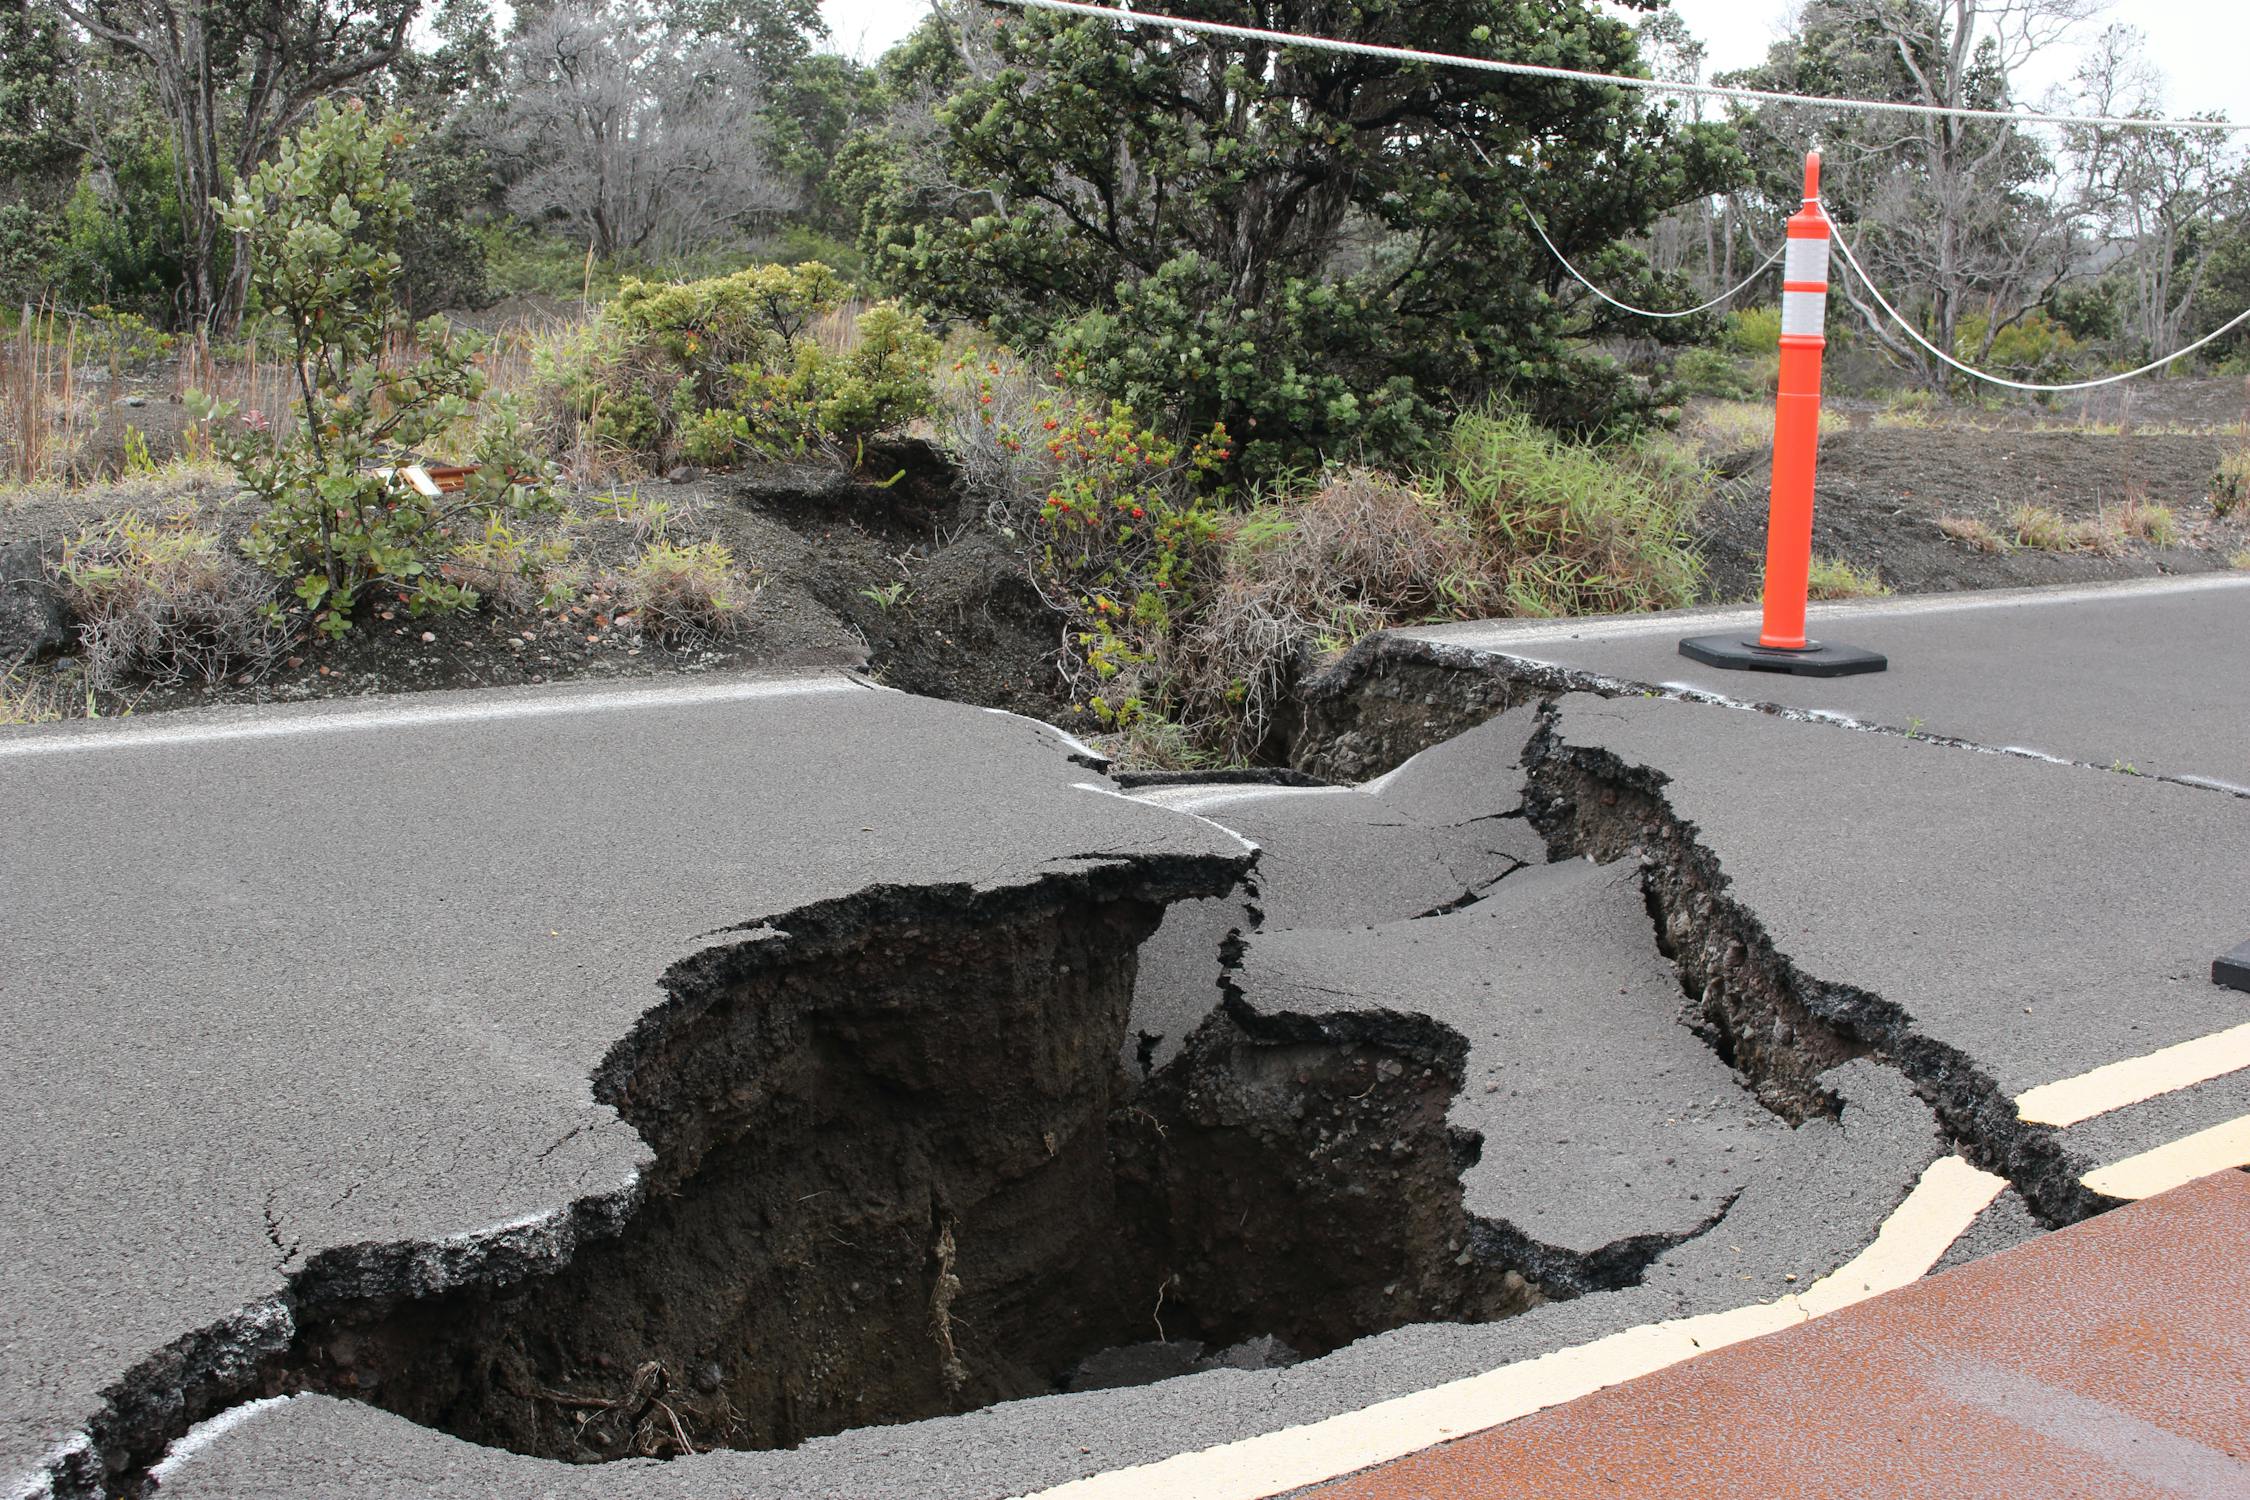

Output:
xmin=1782 ymin=289 xmax=1828 ymax=337
xmin=1783 ymin=236 xmax=1831 ymax=287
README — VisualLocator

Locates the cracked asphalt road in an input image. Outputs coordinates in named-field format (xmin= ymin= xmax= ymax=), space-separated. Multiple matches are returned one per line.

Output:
xmin=0 ymin=673 xmax=1247 ymax=1497
xmin=10 ymin=572 xmax=2248 ymax=1500
xmin=1395 ymin=573 xmax=2250 ymax=792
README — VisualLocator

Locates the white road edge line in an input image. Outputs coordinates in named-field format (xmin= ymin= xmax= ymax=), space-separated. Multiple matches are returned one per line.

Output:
xmin=1071 ymin=782 xmax=1262 ymax=855
xmin=0 ymin=674 xmax=867 ymax=759
xmin=1017 ymin=1156 xmax=2005 ymax=1500
xmin=1128 ymin=783 xmax=1354 ymax=813
xmin=145 ymin=1397 xmax=296 ymax=1486
xmin=2017 ymin=1021 xmax=2250 ymax=1128
xmin=2083 ymin=1115 xmax=2250 ymax=1200
xmin=1399 ymin=573 xmax=2250 ymax=652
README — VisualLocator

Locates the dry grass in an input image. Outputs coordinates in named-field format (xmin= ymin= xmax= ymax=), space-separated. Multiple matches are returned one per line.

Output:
xmin=2230 ymin=549 xmax=2250 ymax=571
xmin=1803 ymin=555 xmax=1891 ymax=600
xmin=615 ymin=539 xmax=752 ymax=640
xmin=2 ymin=305 xmax=91 ymax=483
xmin=0 ymin=662 xmax=72 ymax=725
xmin=1936 ymin=514 xmax=2010 ymax=553
xmin=2214 ymin=443 xmax=2250 ymax=519
xmin=2110 ymin=497 xmax=2179 ymax=547
xmin=1680 ymin=398 xmax=1847 ymax=455
xmin=55 ymin=510 xmax=283 ymax=690
xmin=1171 ymin=470 xmax=1477 ymax=759
xmin=1167 ymin=415 xmax=1705 ymax=760
xmin=2009 ymin=502 xmax=2122 ymax=555
xmin=441 ymin=514 xmax=576 ymax=612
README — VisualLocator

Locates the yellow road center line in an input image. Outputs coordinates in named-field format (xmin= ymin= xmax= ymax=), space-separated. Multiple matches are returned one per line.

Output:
xmin=1017 ymin=1156 xmax=2005 ymax=1500
xmin=2016 ymin=1021 xmax=2250 ymax=1128
xmin=2082 ymin=1115 xmax=2250 ymax=1200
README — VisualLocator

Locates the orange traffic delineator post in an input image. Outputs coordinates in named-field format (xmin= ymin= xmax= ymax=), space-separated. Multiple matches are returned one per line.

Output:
xmin=1682 ymin=153 xmax=1887 ymax=679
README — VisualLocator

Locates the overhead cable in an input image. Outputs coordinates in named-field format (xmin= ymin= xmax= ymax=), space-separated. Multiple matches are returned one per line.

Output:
xmin=1521 ymin=205 xmax=1786 ymax=319
xmin=991 ymin=0 xmax=2250 ymax=134
xmin=1823 ymin=210 xmax=2250 ymax=393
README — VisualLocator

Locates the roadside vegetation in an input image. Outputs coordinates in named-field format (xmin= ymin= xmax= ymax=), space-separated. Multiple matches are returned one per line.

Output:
xmin=4 ymin=0 xmax=2249 ymax=764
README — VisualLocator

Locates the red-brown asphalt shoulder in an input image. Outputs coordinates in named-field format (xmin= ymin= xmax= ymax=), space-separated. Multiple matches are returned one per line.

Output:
xmin=1305 ymin=1168 xmax=2250 ymax=1500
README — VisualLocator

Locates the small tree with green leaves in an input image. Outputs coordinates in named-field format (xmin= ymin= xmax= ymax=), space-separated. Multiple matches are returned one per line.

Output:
xmin=193 ymin=98 xmax=555 ymax=638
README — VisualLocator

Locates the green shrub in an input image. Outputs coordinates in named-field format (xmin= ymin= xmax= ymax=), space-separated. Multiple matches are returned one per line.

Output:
xmin=940 ymin=353 xmax=1229 ymax=728
xmin=56 ymin=511 xmax=281 ymax=688
xmin=539 ymin=263 xmax=937 ymax=469
xmin=74 ymin=306 xmax=177 ymax=369
xmin=1672 ymin=346 xmax=1757 ymax=400
xmin=678 ymin=408 xmax=754 ymax=467
xmin=1723 ymin=307 xmax=1782 ymax=356
xmin=190 ymin=100 xmax=558 ymax=638
xmin=51 ymin=129 xmax=206 ymax=322
xmin=1957 ymin=311 xmax=2080 ymax=381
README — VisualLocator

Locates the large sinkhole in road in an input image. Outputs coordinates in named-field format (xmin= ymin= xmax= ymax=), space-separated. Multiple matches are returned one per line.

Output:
xmin=284 ymin=880 xmax=1542 ymax=1462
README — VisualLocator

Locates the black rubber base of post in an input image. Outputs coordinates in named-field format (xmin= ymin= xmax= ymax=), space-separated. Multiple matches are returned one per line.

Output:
xmin=1678 ymin=635 xmax=1889 ymax=678
xmin=2216 ymin=941 xmax=2250 ymax=993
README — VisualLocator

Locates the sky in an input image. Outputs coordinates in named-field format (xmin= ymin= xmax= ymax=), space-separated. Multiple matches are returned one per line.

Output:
xmin=817 ymin=0 xmax=2250 ymax=120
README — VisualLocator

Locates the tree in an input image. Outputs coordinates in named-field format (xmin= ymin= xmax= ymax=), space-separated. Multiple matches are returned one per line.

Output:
xmin=764 ymin=51 xmax=883 ymax=235
xmin=2064 ymin=26 xmax=2244 ymax=362
xmin=51 ymin=0 xmax=418 ymax=332
xmin=194 ymin=98 xmax=554 ymax=636
xmin=0 ymin=0 xmax=83 ymax=299
xmin=389 ymin=0 xmax=504 ymax=311
xmin=670 ymin=0 xmax=824 ymax=71
xmin=859 ymin=0 xmax=1742 ymax=474
xmin=495 ymin=0 xmax=792 ymax=262
xmin=1725 ymin=0 xmax=2095 ymax=388
xmin=0 ymin=0 xmax=79 ymax=185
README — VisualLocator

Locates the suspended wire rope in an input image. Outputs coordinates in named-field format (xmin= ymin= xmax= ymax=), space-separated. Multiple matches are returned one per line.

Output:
xmin=989 ymin=0 xmax=2250 ymax=391
xmin=1521 ymin=205 xmax=1786 ymax=319
xmin=1821 ymin=210 xmax=2250 ymax=393
xmin=991 ymin=0 xmax=2250 ymax=134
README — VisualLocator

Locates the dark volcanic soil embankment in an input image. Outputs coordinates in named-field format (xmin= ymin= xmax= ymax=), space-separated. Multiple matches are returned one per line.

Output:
xmin=1696 ymin=427 xmax=2248 ymax=602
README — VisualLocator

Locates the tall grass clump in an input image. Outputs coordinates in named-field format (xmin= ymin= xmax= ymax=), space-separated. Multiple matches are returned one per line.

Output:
xmin=617 ymin=539 xmax=752 ymax=640
xmin=1169 ymin=411 xmax=1704 ymax=759
xmin=1440 ymin=409 xmax=1703 ymax=618
xmin=2 ymin=303 xmax=87 ymax=483
xmin=55 ymin=512 xmax=282 ymax=688
xmin=2214 ymin=441 xmax=2250 ymax=518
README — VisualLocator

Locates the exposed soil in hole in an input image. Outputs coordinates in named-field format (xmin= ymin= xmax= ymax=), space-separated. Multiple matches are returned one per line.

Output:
xmin=249 ymin=871 xmax=1542 ymax=1467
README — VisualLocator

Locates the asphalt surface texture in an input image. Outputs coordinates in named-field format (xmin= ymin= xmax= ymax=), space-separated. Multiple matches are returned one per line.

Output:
xmin=0 ymin=674 xmax=1248 ymax=1498
xmin=1123 ymin=708 xmax=1542 ymax=1072
xmin=1538 ymin=690 xmax=2250 ymax=1104
xmin=1393 ymin=573 xmax=2250 ymax=793
xmin=13 ymin=570 xmax=2250 ymax=1500
xmin=1231 ymin=859 xmax=1784 ymax=1291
